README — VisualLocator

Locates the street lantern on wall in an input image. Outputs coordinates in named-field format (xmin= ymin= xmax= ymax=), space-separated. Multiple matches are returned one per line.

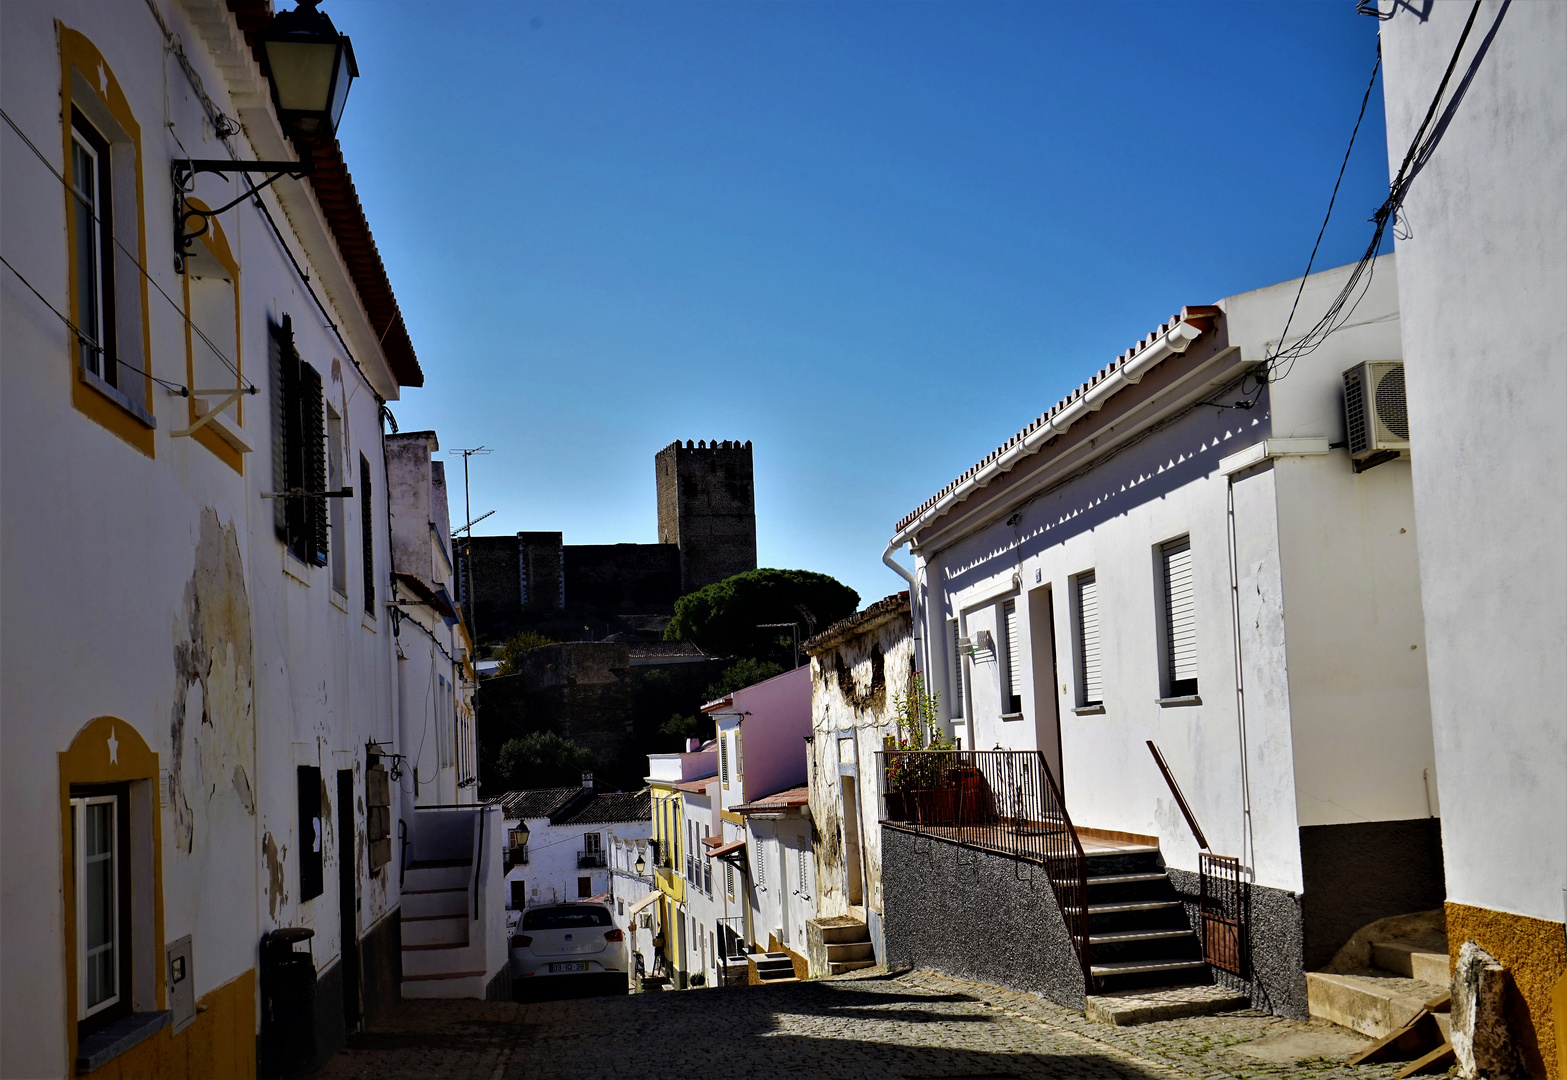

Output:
xmin=261 ymin=0 xmax=360 ymax=142
xmin=634 ymin=852 xmax=647 ymax=875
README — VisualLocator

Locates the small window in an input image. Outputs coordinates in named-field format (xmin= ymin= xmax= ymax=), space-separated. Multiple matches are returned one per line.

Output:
xmin=577 ymin=876 xmax=591 ymax=899
xmin=735 ymin=729 xmax=743 ymax=779
xmin=1073 ymin=572 xmax=1102 ymax=707
xmin=360 ymin=455 xmax=375 ymax=613
xmin=1160 ymin=538 xmax=1199 ymax=697
xmin=584 ymin=831 xmax=601 ymax=853
xmin=755 ymin=842 xmax=766 ymax=890
xmin=725 ymin=862 xmax=734 ymax=898
xmin=949 ymin=620 xmax=964 ymax=719
xmin=71 ymin=787 xmax=130 ymax=1032
xmin=297 ymin=766 xmax=324 ymax=902
xmin=796 ymin=847 xmax=810 ymax=897
xmin=70 ymin=111 xmax=116 ymax=388
xmin=720 ymin=734 xmax=729 ymax=785
xmin=270 ymin=318 xmax=328 ymax=566
xmin=1000 ymin=599 xmax=1023 ymax=715
xmin=327 ymin=406 xmax=347 ymax=595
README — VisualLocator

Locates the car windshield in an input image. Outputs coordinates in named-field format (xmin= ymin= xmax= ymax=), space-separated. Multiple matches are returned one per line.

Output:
xmin=522 ymin=906 xmax=613 ymax=930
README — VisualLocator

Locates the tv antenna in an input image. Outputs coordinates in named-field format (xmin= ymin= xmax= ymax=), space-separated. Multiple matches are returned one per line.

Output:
xmin=448 ymin=447 xmax=492 ymax=636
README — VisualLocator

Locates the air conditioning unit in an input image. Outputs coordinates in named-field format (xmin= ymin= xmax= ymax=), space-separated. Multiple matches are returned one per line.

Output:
xmin=1343 ymin=361 xmax=1409 ymax=464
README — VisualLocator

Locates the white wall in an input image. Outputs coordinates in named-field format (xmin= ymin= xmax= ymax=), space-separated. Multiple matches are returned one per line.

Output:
xmin=1380 ymin=0 xmax=1567 ymax=923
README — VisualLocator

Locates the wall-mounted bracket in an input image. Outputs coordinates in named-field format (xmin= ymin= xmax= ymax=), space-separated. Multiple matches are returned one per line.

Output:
xmin=172 ymin=158 xmax=315 ymax=273
xmin=260 ymin=487 xmax=354 ymax=500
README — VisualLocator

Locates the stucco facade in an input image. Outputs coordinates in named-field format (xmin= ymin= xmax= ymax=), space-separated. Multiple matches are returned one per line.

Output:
xmin=1379 ymin=3 xmax=1567 ymax=1074
xmin=0 ymin=2 xmax=462 ymax=1074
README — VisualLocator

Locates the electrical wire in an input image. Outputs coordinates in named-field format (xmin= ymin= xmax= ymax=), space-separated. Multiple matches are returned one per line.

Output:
xmin=0 ymin=252 xmax=189 ymax=395
xmin=1 ymin=107 xmax=252 ymax=390
xmin=1260 ymin=0 xmax=1485 ymax=392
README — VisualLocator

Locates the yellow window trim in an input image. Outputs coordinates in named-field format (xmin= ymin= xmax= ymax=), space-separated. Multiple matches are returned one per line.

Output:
xmin=60 ymin=24 xmax=155 ymax=457
xmin=59 ymin=716 xmax=166 ymax=1069
xmin=180 ymin=202 xmax=244 ymax=474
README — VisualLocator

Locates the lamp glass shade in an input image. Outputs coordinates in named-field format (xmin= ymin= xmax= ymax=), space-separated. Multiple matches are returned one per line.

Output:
xmin=635 ymin=855 xmax=646 ymax=874
xmin=262 ymin=4 xmax=358 ymax=139
xmin=512 ymin=822 xmax=530 ymax=846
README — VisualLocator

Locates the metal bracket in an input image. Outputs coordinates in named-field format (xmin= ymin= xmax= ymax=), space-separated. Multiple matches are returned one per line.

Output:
xmin=172 ymin=158 xmax=315 ymax=273
xmin=169 ymin=386 xmax=258 ymax=439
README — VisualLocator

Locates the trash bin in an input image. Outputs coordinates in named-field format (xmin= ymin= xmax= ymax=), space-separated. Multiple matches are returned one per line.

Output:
xmin=261 ymin=927 xmax=317 ymax=1078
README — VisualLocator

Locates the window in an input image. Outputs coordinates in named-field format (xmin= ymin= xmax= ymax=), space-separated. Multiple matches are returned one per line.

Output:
xmin=577 ymin=876 xmax=592 ymax=899
xmin=326 ymin=406 xmax=346 ymax=594
xmin=510 ymin=880 xmax=526 ymax=910
xmin=755 ymin=842 xmax=766 ymax=890
xmin=1160 ymin=538 xmax=1199 ymax=697
xmin=297 ymin=766 xmax=324 ymax=902
xmin=796 ymin=847 xmax=810 ymax=898
xmin=181 ymin=211 xmax=244 ymax=469
xmin=71 ymin=787 xmax=129 ymax=1030
xmin=1073 ymin=572 xmax=1102 ymax=708
xmin=270 ymin=317 xmax=328 ymax=566
xmin=70 ymin=112 xmax=116 ymax=388
xmin=735 ymin=729 xmax=743 ymax=780
xmin=720 ymin=734 xmax=729 ymax=785
xmin=584 ymin=831 xmax=601 ymax=853
xmin=618 ymin=899 xmax=624 ymax=916
xmin=1000 ymin=599 xmax=1023 ymax=715
xmin=949 ymin=620 xmax=965 ymax=719
xmin=437 ymin=674 xmax=455 ymax=769
xmin=725 ymin=862 xmax=734 ymax=899
xmin=360 ymin=455 xmax=375 ymax=613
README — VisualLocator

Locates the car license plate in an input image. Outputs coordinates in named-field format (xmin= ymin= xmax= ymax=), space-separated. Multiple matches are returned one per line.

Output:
xmin=549 ymin=962 xmax=588 ymax=973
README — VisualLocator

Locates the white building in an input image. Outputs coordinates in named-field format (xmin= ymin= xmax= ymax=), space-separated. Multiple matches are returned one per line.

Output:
xmin=1379 ymin=2 xmax=1566 ymax=1074
xmin=646 ymin=743 xmax=717 ymax=988
xmin=802 ymin=592 xmax=914 ymax=976
xmin=882 ymin=258 xmax=1438 ymax=1015
xmin=702 ymin=666 xmax=814 ymax=981
xmin=0 ymin=0 xmax=480 ymax=1073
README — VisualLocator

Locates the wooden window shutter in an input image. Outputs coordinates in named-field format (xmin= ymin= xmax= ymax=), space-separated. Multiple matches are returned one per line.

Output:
xmin=1076 ymin=572 xmax=1102 ymax=706
xmin=360 ymin=456 xmax=375 ymax=613
xmin=300 ymin=362 xmax=328 ymax=566
xmin=269 ymin=317 xmax=295 ymax=545
xmin=366 ymin=762 xmax=392 ymax=873
xmin=1162 ymin=538 xmax=1198 ymax=695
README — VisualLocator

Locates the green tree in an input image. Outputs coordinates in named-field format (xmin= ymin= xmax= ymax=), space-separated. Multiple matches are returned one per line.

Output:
xmin=493 ymin=731 xmax=594 ymax=790
xmin=703 ymin=657 xmax=785 ymax=702
xmin=664 ymin=568 xmax=859 ymax=660
xmin=493 ymin=630 xmax=557 ymax=677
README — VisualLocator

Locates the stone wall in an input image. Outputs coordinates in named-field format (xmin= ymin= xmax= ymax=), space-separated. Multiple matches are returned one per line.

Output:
xmin=881 ymin=825 xmax=1086 ymax=1009
xmin=655 ymin=440 xmax=757 ymax=593
xmin=1166 ymin=867 xmax=1308 ymax=1020
xmin=564 ymin=543 xmax=681 ymax=616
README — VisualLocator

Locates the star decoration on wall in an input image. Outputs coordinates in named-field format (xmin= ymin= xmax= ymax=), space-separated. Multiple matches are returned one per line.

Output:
xmin=107 ymin=726 xmax=119 ymax=765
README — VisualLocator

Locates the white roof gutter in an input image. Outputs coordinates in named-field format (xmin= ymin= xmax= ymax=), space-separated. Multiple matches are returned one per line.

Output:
xmin=888 ymin=319 xmax=1205 ymax=549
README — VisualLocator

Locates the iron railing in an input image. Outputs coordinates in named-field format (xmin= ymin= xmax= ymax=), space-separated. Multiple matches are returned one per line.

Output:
xmin=716 ymin=915 xmax=748 ymax=962
xmin=1200 ymin=852 xmax=1245 ymax=975
xmin=878 ymin=749 xmax=1089 ymax=979
xmin=577 ymin=849 xmax=606 ymax=869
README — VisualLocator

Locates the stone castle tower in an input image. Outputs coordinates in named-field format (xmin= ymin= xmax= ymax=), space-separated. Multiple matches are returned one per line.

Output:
xmin=656 ymin=440 xmax=757 ymax=594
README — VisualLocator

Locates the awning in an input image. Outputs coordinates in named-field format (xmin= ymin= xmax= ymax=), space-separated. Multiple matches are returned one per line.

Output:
xmin=705 ymin=838 xmax=746 ymax=860
xmin=626 ymin=891 xmax=660 ymax=917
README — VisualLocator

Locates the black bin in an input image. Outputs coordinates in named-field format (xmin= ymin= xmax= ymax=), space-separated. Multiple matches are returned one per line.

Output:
xmin=261 ymin=927 xmax=317 ymax=1078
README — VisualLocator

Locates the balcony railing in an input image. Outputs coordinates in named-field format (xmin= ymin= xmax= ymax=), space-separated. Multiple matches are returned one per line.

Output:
xmin=506 ymin=844 xmax=529 ymax=870
xmin=577 ymin=849 xmax=606 ymax=869
xmin=879 ymin=749 xmax=1088 ymax=979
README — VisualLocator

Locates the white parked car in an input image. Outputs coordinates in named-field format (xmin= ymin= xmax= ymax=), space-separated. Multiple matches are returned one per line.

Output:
xmin=510 ymin=903 xmax=628 ymax=991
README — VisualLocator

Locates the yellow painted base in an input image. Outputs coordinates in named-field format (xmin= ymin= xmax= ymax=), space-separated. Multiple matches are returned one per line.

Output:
xmin=84 ymin=969 xmax=255 ymax=1080
xmin=1447 ymin=901 xmax=1567 ymax=1080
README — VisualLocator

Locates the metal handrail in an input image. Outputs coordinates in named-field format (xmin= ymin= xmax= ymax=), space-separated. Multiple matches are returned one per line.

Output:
xmin=878 ymin=749 xmax=1090 ymax=980
xmin=472 ymin=806 xmax=487 ymax=921
xmin=1146 ymin=741 xmax=1208 ymax=850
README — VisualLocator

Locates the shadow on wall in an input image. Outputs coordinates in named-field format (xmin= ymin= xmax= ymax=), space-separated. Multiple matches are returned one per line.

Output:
xmin=941 ymin=398 xmax=1271 ymax=596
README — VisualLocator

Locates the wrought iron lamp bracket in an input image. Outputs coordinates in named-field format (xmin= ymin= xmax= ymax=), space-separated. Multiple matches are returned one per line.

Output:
xmin=172 ymin=158 xmax=315 ymax=273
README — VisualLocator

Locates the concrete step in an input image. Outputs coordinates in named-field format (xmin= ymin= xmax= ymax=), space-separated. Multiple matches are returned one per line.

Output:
xmin=1086 ymin=872 xmax=1180 ymax=904
xmin=403 ymin=913 xmax=470 ymax=947
xmin=1087 ymin=928 xmax=1202 ymax=965
xmin=402 ymin=887 xmax=469 ymax=920
xmin=401 ymin=941 xmax=482 ymax=978
xmin=401 ymin=970 xmax=491 ymax=999
xmin=816 ymin=918 xmax=871 ymax=945
xmin=1086 ymin=900 xmax=1188 ymax=934
xmin=1080 ymin=848 xmax=1165 ymax=878
xmin=1307 ymin=971 xmax=1447 ymax=1040
xmin=828 ymin=960 xmax=877 ymax=976
xmin=404 ymin=863 xmax=473 ymax=891
xmin=1087 ymin=984 xmax=1250 ymax=1026
xmin=826 ymin=941 xmax=875 ymax=963
xmin=1371 ymin=941 xmax=1450 ymax=986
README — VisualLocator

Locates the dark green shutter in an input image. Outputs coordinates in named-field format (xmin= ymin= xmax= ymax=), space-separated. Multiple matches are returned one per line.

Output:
xmin=361 ymin=456 xmax=375 ymax=614
xmin=300 ymin=362 xmax=327 ymax=566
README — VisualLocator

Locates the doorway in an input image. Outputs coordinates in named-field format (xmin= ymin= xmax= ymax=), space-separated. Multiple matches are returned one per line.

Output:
xmin=1027 ymin=585 xmax=1064 ymax=794
xmin=336 ymin=769 xmax=361 ymax=1032
xmin=840 ymin=779 xmax=865 ymax=907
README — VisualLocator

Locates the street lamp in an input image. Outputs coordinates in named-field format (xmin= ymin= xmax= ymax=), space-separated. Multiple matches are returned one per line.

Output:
xmin=261 ymin=0 xmax=360 ymax=142
xmin=635 ymin=852 xmax=646 ymax=875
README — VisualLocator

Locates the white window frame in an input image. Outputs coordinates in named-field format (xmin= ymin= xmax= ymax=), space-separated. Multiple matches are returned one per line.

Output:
xmin=70 ymin=124 xmax=109 ymax=381
xmin=1158 ymin=537 xmax=1199 ymax=698
xmin=999 ymin=599 xmax=1023 ymax=716
xmin=72 ymin=793 xmax=122 ymax=1020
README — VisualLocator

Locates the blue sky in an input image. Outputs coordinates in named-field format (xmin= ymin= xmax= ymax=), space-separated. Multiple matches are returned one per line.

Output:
xmin=331 ymin=1 xmax=1389 ymax=610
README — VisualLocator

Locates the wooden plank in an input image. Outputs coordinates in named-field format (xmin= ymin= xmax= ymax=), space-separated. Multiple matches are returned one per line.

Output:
xmin=1395 ymin=1042 xmax=1454 ymax=1078
xmin=1347 ymin=1011 xmax=1444 ymax=1066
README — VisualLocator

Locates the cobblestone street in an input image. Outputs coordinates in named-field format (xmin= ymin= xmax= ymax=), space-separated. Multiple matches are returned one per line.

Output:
xmin=312 ymin=970 xmax=1401 ymax=1080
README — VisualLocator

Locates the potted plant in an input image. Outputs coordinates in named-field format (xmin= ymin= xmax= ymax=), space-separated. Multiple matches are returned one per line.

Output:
xmin=881 ymin=672 xmax=960 ymax=824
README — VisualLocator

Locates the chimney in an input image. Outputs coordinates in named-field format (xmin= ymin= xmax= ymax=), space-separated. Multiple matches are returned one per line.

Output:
xmin=581 ymin=772 xmax=593 ymax=790
xmin=686 ymin=738 xmax=700 ymax=753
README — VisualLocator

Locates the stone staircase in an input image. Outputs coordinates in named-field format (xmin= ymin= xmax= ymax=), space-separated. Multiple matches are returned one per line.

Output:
xmin=1083 ymin=846 xmax=1209 ymax=994
xmin=400 ymin=858 xmax=490 ymax=998
xmin=750 ymin=952 xmax=800 ymax=984
xmin=1307 ymin=930 xmax=1451 ymax=1040
xmin=821 ymin=920 xmax=876 ymax=976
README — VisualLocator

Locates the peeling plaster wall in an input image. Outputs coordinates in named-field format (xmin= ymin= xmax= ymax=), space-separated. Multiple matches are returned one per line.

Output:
xmin=807 ymin=608 xmax=914 ymax=923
